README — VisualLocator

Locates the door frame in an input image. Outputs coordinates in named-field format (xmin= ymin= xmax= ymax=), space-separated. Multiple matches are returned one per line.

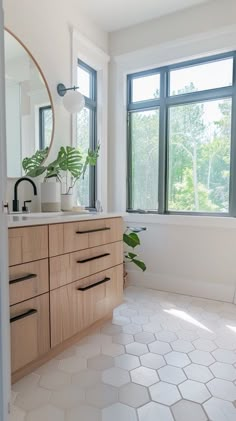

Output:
xmin=0 ymin=1 xmax=11 ymax=419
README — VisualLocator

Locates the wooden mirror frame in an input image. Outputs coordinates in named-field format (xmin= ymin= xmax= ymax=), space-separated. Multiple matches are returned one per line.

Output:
xmin=4 ymin=27 xmax=55 ymax=176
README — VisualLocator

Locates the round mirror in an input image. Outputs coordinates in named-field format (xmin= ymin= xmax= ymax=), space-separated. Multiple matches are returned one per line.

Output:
xmin=4 ymin=28 xmax=54 ymax=178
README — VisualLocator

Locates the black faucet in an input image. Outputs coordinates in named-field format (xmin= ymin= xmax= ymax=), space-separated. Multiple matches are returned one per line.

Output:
xmin=12 ymin=177 xmax=37 ymax=212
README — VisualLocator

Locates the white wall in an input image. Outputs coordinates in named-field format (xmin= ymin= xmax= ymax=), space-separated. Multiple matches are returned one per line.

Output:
xmin=3 ymin=0 xmax=108 ymax=210
xmin=109 ymin=0 xmax=236 ymax=303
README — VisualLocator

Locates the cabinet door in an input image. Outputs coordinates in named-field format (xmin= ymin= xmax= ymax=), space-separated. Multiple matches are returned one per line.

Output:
xmin=9 ymin=259 xmax=49 ymax=306
xmin=79 ymin=264 xmax=123 ymax=329
xmin=9 ymin=226 xmax=48 ymax=266
xmin=10 ymin=293 xmax=50 ymax=373
xmin=50 ymin=241 xmax=123 ymax=290
xmin=50 ymin=283 xmax=83 ymax=348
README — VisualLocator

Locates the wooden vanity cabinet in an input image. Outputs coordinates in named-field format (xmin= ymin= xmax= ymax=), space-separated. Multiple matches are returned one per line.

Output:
xmin=8 ymin=216 xmax=123 ymax=380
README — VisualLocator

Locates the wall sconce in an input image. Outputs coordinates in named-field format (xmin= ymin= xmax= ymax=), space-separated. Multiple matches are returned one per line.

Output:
xmin=57 ymin=83 xmax=85 ymax=113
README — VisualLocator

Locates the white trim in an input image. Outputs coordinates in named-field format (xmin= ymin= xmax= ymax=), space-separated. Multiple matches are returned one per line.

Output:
xmin=0 ymin=2 xmax=11 ymax=419
xmin=71 ymin=27 xmax=110 ymax=211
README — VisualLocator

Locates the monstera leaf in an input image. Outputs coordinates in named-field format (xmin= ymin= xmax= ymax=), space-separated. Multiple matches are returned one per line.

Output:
xmin=82 ymin=145 xmax=100 ymax=179
xmin=22 ymin=148 xmax=49 ymax=177
xmin=57 ymin=146 xmax=84 ymax=178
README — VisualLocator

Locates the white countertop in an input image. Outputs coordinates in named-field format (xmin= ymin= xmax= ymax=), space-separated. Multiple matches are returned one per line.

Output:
xmin=8 ymin=212 xmax=123 ymax=228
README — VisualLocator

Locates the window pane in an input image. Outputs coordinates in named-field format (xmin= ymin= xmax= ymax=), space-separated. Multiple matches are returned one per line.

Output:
xmin=77 ymin=65 xmax=91 ymax=98
xmin=130 ymin=109 xmax=159 ymax=210
xmin=42 ymin=108 xmax=52 ymax=148
xmin=132 ymin=74 xmax=160 ymax=102
xmin=75 ymin=107 xmax=91 ymax=207
xmin=168 ymin=98 xmax=232 ymax=213
xmin=170 ymin=58 xmax=233 ymax=96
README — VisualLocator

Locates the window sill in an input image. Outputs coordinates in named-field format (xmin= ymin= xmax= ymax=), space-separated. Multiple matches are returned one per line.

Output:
xmin=123 ymin=212 xmax=236 ymax=229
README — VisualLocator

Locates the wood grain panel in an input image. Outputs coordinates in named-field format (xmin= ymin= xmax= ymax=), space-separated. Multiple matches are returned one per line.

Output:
xmin=8 ymin=226 xmax=48 ymax=266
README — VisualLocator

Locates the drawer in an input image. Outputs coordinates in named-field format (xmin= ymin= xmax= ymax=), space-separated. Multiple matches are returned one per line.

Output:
xmin=9 ymin=259 xmax=49 ymax=306
xmin=50 ymin=264 xmax=123 ymax=347
xmin=49 ymin=217 xmax=123 ymax=256
xmin=10 ymin=293 xmax=50 ymax=373
xmin=50 ymin=241 xmax=123 ymax=290
xmin=9 ymin=226 xmax=48 ymax=266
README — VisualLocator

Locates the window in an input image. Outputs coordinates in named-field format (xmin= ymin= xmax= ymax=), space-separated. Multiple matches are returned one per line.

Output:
xmin=39 ymin=106 xmax=52 ymax=149
xmin=76 ymin=59 xmax=97 ymax=208
xmin=127 ymin=53 xmax=235 ymax=215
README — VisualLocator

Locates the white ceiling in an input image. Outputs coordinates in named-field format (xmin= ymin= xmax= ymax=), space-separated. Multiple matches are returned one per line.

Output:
xmin=77 ymin=0 xmax=211 ymax=32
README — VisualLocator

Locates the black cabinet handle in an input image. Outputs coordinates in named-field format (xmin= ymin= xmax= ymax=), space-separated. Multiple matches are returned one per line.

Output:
xmin=77 ymin=253 xmax=110 ymax=264
xmin=9 ymin=273 xmax=37 ymax=285
xmin=10 ymin=309 xmax=37 ymax=323
xmin=77 ymin=277 xmax=111 ymax=291
xmin=76 ymin=227 xmax=110 ymax=234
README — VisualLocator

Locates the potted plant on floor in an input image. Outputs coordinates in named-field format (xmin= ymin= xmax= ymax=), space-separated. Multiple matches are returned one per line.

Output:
xmin=123 ymin=226 xmax=147 ymax=287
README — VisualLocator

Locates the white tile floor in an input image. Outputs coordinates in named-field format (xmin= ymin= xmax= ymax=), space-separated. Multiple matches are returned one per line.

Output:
xmin=10 ymin=286 xmax=236 ymax=421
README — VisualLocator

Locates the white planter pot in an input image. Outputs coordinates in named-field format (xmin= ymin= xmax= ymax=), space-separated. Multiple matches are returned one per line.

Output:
xmin=61 ymin=193 xmax=73 ymax=211
xmin=41 ymin=180 xmax=61 ymax=212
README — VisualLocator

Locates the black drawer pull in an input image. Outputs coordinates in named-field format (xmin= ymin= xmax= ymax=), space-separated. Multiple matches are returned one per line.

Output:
xmin=9 ymin=273 xmax=37 ymax=285
xmin=77 ymin=253 xmax=110 ymax=264
xmin=76 ymin=227 xmax=111 ymax=234
xmin=77 ymin=277 xmax=111 ymax=291
xmin=10 ymin=309 xmax=37 ymax=323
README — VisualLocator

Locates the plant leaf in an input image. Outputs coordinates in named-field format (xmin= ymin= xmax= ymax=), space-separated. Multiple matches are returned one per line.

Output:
xmin=123 ymin=233 xmax=140 ymax=248
xmin=132 ymin=258 xmax=146 ymax=272
xmin=22 ymin=147 xmax=49 ymax=177
xmin=126 ymin=252 xmax=137 ymax=259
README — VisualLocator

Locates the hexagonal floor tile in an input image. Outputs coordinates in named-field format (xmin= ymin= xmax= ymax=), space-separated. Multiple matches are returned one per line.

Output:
xmin=76 ymin=343 xmax=101 ymax=359
xmin=26 ymin=404 xmax=65 ymax=421
xmin=207 ymin=378 xmax=236 ymax=401
xmin=13 ymin=373 xmax=40 ymax=393
xmin=210 ymin=362 xmax=236 ymax=381
xmin=177 ymin=329 xmax=199 ymax=342
xmin=158 ymin=365 xmax=186 ymax=385
xmin=184 ymin=364 xmax=213 ymax=383
xmin=84 ymin=333 xmax=112 ymax=345
xmin=72 ymin=369 xmax=101 ymax=389
xmin=171 ymin=339 xmax=194 ymax=353
xmin=126 ymin=342 xmax=148 ymax=356
xmin=138 ymin=402 xmax=174 ymax=421
xmin=102 ymin=367 xmax=130 ymax=387
xmin=155 ymin=331 xmax=178 ymax=343
xmin=9 ymin=405 xmax=26 ymax=421
xmin=115 ymin=354 xmax=140 ymax=371
xmin=143 ymin=322 xmax=161 ymax=333
xmin=193 ymin=338 xmax=217 ymax=352
xmin=14 ymin=387 xmax=51 ymax=412
xmin=131 ymin=315 xmax=149 ymax=325
xmin=101 ymin=322 xmax=122 ymax=335
xmin=165 ymin=351 xmax=190 ymax=368
xmin=102 ymin=403 xmax=137 ymax=421
xmin=39 ymin=370 xmax=71 ymax=391
xmin=67 ymin=405 xmax=101 ymax=421
xmin=112 ymin=333 xmax=134 ymax=345
xmin=50 ymin=384 xmax=85 ymax=409
xmin=140 ymin=353 xmax=166 ymax=370
xmin=179 ymin=380 xmax=211 ymax=403
xmin=122 ymin=323 xmax=142 ymax=334
xmin=148 ymin=340 xmax=171 ymax=355
xmin=172 ymin=399 xmax=208 ymax=421
xmin=55 ymin=347 xmax=76 ymax=360
xmin=131 ymin=366 xmax=158 ymax=387
xmin=189 ymin=350 xmax=215 ymax=366
xmin=134 ymin=332 xmax=155 ymax=344
xmin=87 ymin=355 xmax=114 ymax=370
xmin=212 ymin=349 xmax=236 ymax=364
xmin=86 ymin=383 xmax=118 ymax=408
xmin=101 ymin=343 xmax=124 ymax=357
xmin=119 ymin=383 xmax=150 ymax=408
xmin=204 ymin=397 xmax=236 ymax=421
xmin=150 ymin=381 xmax=181 ymax=405
xmin=58 ymin=356 xmax=87 ymax=373
xmin=112 ymin=315 xmax=131 ymax=326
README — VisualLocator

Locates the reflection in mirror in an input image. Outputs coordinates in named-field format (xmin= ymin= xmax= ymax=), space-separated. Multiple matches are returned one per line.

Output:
xmin=4 ymin=29 xmax=54 ymax=178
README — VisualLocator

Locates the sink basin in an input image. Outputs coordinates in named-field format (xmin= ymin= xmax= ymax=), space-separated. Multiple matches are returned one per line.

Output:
xmin=10 ymin=211 xmax=92 ymax=218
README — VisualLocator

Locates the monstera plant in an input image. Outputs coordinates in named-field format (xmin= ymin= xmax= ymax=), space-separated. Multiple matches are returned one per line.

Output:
xmin=123 ymin=226 xmax=147 ymax=286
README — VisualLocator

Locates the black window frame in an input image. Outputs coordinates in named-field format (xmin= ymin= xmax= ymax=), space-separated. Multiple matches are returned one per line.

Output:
xmin=127 ymin=51 xmax=236 ymax=217
xmin=39 ymin=105 xmax=52 ymax=150
xmin=77 ymin=59 xmax=97 ymax=210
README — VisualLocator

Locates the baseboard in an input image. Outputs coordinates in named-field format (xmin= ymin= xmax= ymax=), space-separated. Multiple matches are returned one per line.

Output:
xmin=126 ymin=270 xmax=236 ymax=303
